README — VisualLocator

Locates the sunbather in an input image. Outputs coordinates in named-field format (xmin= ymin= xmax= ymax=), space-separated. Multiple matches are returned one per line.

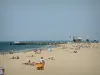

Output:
xmin=16 ymin=56 xmax=19 ymax=59
xmin=48 ymin=57 xmax=55 ymax=60
xmin=23 ymin=60 xmax=31 ymax=65
xmin=12 ymin=56 xmax=15 ymax=59
xmin=74 ymin=51 xmax=78 ymax=53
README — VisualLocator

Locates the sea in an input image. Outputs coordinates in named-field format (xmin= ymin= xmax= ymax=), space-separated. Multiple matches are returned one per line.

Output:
xmin=0 ymin=42 xmax=56 ymax=53
xmin=0 ymin=40 xmax=97 ymax=53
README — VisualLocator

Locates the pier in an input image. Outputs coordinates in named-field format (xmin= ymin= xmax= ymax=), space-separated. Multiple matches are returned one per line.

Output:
xmin=10 ymin=41 xmax=68 ymax=45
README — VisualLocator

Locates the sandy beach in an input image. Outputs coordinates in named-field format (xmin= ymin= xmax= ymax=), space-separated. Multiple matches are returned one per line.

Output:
xmin=0 ymin=43 xmax=100 ymax=75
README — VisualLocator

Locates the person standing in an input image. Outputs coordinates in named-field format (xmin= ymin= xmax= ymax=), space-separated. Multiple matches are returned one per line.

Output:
xmin=40 ymin=57 xmax=45 ymax=70
xmin=0 ymin=67 xmax=3 ymax=75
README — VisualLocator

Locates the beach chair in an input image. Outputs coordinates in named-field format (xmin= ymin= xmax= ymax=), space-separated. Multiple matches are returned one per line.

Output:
xmin=36 ymin=63 xmax=44 ymax=70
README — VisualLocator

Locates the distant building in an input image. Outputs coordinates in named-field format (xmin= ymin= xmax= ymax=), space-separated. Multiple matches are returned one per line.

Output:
xmin=73 ymin=37 xmax=82 ymax=43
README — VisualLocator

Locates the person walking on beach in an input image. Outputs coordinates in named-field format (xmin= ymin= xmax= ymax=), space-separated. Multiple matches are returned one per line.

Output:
xmin=40 ymin=57 xmax=45 ymax=70
xmin=0 ymin=67 xmax=4 ymax=75
xmin=40 ymin=57 xmax=45 ymax=65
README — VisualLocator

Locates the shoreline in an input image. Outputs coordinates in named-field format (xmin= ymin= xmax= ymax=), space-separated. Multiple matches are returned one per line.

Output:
xmin=0 ymin=44 xmax=56 ymax=52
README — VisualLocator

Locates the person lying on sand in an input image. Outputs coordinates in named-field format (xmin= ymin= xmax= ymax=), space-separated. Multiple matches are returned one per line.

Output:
xmin=31 ymin=55 xmax=34 ymax=57
xmin=48 ymin=57 xmax=55 ymax=60
xmin=12 ymin=56 xmax=15 ymax=59
xmin=11 ymin=56 xmax=19 ymax=59
xmin=23 ymin=60 xmax=35 ymax=66
xmin=28 ymin=60 xmax=31 ymax=64
xmin=16 ymin=56 xmax=19 ymax=59
xmin=28 ymin=55 xmax=34 ymax=57
xmin=23 ymin=60 xmax=31 ymax=65
xmin=74 ymin=51 xmax=78 ymax=53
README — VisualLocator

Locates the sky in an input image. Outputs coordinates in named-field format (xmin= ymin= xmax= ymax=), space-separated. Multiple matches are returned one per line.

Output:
xmin=0 ymin=0 xmax=100 ymax=41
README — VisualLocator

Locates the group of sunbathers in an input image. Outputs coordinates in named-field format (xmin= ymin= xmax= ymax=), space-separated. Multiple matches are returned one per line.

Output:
xmin=48 ymin=57 xmax=55 ymax=60
xmin=23 ymin=57 xmax=45 ymax=70
xmin=11 ymin=56 xmax=19 ymax=59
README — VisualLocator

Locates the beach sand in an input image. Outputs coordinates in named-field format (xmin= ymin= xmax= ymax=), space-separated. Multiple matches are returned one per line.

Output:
xmin=0 ymin=43 xmax=100 ymax=75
